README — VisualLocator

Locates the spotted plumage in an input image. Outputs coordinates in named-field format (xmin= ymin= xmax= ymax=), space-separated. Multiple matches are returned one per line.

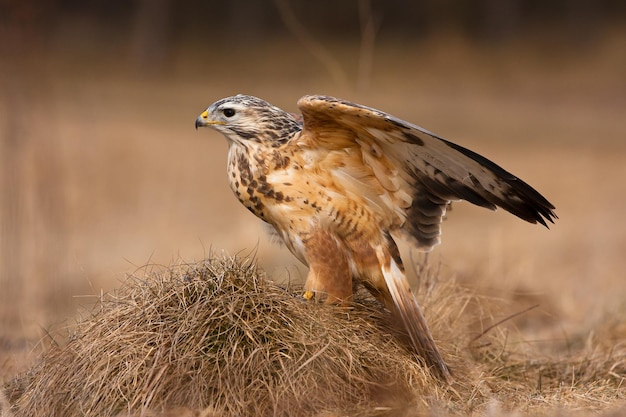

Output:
xmin=195 ymin=94 xmax=557 ymax=380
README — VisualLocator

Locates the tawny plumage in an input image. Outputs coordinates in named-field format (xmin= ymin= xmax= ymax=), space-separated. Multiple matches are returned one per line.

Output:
xmin=195 ymin=94 xmax=556 ymax=380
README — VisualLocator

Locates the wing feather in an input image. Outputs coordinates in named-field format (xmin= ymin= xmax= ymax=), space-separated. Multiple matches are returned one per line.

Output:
xmin=296 ymin=95 xmax=556 ymax=250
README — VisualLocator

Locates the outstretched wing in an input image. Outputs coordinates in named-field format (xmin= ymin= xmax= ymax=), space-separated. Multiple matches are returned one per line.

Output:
xmin=296 ymin=95 xmax=556 ymax=250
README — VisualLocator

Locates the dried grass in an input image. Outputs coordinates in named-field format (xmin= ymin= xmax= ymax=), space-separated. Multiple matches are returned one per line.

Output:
xmin=2 ymin=256 xmax=625 ymax=417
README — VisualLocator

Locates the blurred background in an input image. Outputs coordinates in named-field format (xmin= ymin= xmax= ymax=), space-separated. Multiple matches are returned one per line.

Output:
xmin=1 ymin=0 xmax=625 ymax=377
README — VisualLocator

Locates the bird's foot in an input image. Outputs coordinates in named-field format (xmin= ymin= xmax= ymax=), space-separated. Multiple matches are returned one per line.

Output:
xmin=303 ymin=290 xmax=315 ymax=300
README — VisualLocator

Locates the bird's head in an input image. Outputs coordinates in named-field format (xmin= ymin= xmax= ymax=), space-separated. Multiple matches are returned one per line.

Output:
xmin=195 ymin=94 xmax=302 ymax=146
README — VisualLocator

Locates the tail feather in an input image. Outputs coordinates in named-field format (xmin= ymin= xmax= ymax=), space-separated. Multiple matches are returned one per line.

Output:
xmin=375 ymin=246 xmax=451 ymax=381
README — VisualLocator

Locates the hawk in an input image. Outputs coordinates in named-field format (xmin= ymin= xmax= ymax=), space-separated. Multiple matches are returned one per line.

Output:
xmin=195 ymin=94 xmax=556 ymax=380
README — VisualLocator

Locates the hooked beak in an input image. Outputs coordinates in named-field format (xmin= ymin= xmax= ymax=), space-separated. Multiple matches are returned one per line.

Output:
xmin=195 ymin=110 xmax=226 ymax=130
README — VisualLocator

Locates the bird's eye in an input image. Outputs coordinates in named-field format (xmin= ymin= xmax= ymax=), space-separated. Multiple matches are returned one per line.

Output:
xmin=222 ymin=108 xmax=236 ymax=117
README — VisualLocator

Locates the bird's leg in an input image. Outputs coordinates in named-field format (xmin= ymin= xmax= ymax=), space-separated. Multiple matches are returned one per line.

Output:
xmin=302 ymin=228 xmax=352 ymax=305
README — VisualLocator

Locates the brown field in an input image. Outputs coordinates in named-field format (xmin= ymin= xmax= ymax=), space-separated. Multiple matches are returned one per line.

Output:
xmin=1 ymin=26 xmax=626 ymax=416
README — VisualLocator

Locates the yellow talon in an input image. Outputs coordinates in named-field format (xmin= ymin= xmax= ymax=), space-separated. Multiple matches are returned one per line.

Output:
xmin=303 ymin=290 xmax=314 ymax=300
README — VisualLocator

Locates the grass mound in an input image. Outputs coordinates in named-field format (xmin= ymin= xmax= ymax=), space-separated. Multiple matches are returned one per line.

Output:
xmin=2 ymin=257 xmax=471 ymax=416
xmin=3 ymin=256 xmax=625 ymax=416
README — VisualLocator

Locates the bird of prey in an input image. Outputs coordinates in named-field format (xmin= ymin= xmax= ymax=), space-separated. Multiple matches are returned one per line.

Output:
xmin=195 ymin=94 xmax=556 ymax=380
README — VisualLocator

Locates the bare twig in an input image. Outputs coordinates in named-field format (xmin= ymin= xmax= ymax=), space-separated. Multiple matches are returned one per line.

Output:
xmin=470 ymin=303 xmax=540 ymax=344
xmin=273 ymin=0 xmax=349 ymax=89
xmin=357 ymin=0 xmax=380 ymax=93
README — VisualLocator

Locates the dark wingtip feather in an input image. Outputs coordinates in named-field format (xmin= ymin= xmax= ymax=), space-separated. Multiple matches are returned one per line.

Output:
xmin=441 ymin=139 xmax=557 ymax=228
xmin=533 ymin=205 xmax=558 ymax=229
xmin=506 ymin=177 xmax=557 ymax=228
